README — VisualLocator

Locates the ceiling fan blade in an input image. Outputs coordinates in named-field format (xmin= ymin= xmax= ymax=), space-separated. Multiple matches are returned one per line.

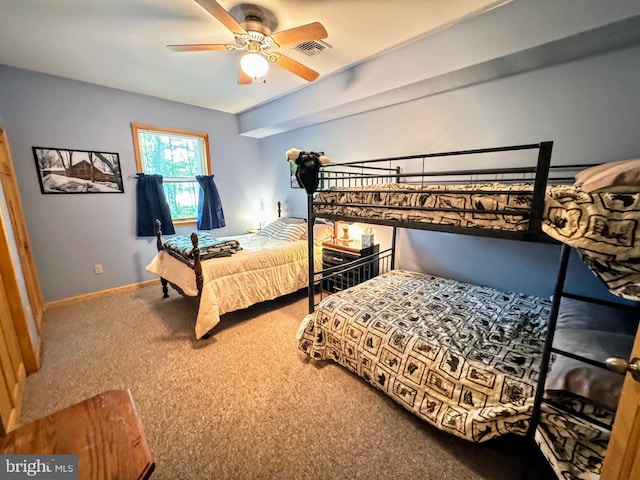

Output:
xmin=238 ymin=68 xmax=253 ymax=85
xmin=194 ymin=0 xmax=247 ymax=34
xmin=270 ymin=22 xmax=328 ymax=47
xmin=167 ymin=43 xmax=228 ymax=52
xmin=273 ymin=54 xmax=320 ymax=82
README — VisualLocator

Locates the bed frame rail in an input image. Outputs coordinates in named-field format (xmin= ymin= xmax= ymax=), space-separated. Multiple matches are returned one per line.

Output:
xmin=313 ymin=142 xmax=605 ymax=245
xmin=313 ymin=248 xmax=393 ymax=308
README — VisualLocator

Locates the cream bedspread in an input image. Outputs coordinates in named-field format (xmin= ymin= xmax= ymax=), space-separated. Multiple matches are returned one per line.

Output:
xmin=147 ymin=233 xmax=322 ymax=339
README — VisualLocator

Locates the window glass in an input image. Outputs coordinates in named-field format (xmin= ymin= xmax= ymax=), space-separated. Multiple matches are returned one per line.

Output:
xmin=132 ymin=123 xmax=211 ymax=223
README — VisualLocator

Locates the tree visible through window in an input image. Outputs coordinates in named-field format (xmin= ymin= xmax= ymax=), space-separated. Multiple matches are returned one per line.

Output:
xmin=131 ymin=123 xmax=210 ymax=224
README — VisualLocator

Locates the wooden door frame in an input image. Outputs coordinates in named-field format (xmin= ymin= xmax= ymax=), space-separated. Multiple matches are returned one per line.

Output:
xmin=600 ymin=328 xmax=640 ymax=479
xmin=0 ymin=267 xmax=26 ymax=435
xmin=0 ymin=125 xmax=43 ymax=373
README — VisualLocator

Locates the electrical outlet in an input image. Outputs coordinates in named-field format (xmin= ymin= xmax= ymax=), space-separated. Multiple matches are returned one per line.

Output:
xmin=94 ymin=264 xmax=103 ymax=274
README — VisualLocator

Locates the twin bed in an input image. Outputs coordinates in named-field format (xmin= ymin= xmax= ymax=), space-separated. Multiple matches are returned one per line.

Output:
xmin=147 ymin=217 xmax=323 ymax=339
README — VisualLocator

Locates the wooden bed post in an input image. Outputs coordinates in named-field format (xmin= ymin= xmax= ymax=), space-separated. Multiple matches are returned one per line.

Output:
xmin=155 ymin=219 xmax=169 ymax=298
xmin=190 ymin=232 xmax=204 ymax=296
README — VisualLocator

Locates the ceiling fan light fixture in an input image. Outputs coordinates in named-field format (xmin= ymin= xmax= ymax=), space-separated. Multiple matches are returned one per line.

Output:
xmin=173 ymin=1 xmax=326 ymax=84
xmin=240 ymin=52 xmax=269 ymax=79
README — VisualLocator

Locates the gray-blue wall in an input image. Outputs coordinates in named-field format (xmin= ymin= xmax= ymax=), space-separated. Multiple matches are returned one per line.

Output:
xmin=259 ymin=44 xmax=640 ymax=301
xmin=0 ymin=66 xmax=261 ymax=302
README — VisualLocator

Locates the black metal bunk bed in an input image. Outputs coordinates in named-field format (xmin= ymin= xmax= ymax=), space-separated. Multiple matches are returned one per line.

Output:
xmin=298 ymin=141 xmax=640 ymax=480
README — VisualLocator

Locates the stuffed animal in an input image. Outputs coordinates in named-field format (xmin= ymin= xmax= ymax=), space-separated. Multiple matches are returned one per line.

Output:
xmin=285 ymin=148 xmax=331 ymax=194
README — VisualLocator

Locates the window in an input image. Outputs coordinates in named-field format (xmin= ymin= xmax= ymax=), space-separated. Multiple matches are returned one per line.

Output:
xmin=131 ymin=123 xmax=210 ymax=225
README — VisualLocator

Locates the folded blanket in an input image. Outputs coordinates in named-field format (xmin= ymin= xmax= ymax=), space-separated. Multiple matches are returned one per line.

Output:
xmin=163 ymin=232 xmax=242 ymax=265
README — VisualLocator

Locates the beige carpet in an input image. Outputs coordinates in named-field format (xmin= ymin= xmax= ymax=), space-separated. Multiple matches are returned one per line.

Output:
xmin=22 ymin=285 xmax=557 ymax=480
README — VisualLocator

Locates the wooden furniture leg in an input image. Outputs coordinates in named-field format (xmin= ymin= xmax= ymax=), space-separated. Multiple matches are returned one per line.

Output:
xmin=155 ymin=219 xmax=169 ymax=298
xmin=190 ymin=232 xmax=203 ymax=296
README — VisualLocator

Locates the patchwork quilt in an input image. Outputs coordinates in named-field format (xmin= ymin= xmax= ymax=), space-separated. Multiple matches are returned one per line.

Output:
xmin=297 ymin=269 xmax=551 ymax=442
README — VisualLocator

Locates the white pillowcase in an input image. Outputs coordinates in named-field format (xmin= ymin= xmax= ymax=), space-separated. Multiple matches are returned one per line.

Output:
xmin=277 ymin=223 xmax=308 ymax=241
xmin=256 ymin=220 xmax=285 ymax=239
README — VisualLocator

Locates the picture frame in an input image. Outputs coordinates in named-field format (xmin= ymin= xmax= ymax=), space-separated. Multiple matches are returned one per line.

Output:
xmin=32 ymin=147 xmax=124 ymax=194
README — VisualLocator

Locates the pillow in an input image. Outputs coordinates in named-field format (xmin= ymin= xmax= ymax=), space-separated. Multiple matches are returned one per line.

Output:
xmin=256 ymin=220 xmax=286 ymax=239
xmin=302 ymin=224 xmax=334 ymax=244
xmin=276 ymin=223 xmax=308 ymax=241
xmin=574 ymin=158 xmax=640 ymax=193
xmin=555 ymin=296 xmax=639 ymax=335
xmin=257 ymin=220 xmax=308 ymax=241
xmin=574 ymin=159 xmax=632 ymax=186
xmin=545 ymin=297 xmax=639 ymax=410
xmin=278 ymin=216 xmax=306 ymax=224
xmin=546 ymin=329 xmax=634 ymax=410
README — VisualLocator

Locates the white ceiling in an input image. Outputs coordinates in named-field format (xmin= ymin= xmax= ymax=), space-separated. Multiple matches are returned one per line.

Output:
xmin=0 ymin=0 xmax=505 ymax=114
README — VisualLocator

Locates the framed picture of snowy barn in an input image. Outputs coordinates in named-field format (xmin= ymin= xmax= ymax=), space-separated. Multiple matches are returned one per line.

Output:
xmin=32 ymin=147 xmax=124 ymax=194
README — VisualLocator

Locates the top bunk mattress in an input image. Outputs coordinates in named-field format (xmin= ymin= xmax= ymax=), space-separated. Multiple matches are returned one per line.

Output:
xmin=313 ymin=182 xmax=533 ymax=232
xmin=314 ymin=184 xmax=640 ymax=301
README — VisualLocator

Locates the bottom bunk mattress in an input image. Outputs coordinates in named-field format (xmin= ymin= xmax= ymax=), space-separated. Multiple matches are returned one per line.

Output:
xmin=297 ymin=269 xmax=552 ymax=443
xmin=536 ymin=393 xmax=614 ymax=480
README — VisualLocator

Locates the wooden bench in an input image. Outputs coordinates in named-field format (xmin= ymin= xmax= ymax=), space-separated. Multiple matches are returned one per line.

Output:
xmin=0 ymin=389 xmax=154 ymax=479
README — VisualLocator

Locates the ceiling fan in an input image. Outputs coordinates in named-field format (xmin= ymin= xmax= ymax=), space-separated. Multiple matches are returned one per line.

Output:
xmin=168 ymin=0 xmax=328 ymax=84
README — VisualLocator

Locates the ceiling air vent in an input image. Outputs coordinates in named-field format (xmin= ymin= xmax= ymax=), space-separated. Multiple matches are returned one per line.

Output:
xmin=293 ymin=40 xmax=331 ymax=57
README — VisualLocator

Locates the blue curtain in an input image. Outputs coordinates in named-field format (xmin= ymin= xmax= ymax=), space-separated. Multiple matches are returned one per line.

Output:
xmin=136 ymin=174 xmax=175 ymax=236
xmin=196 ymin=175 xmax=225 ymax=230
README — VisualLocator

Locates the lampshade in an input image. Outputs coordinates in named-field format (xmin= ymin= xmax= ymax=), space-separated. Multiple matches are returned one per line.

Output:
xmin=241 ymin=53 xmax=269 ymax=78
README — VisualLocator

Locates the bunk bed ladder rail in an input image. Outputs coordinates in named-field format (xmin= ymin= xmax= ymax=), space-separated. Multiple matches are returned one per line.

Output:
xmin=307 ymin=193 xmax=315 ymax=314
xmin=526 ymin=141 xmax=553 ymax=241
xmin=528 ymin=243 xmax=571 ymax=438
xmin=520 ymin=243 xmax=571 ymax=480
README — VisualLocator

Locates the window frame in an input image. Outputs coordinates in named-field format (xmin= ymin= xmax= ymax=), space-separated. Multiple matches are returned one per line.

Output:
xmin=131 ymin=122 xmax=211 ymax=226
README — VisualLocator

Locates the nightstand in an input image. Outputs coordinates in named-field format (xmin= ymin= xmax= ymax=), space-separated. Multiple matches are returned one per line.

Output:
xmin=321 ymin=239 xmax=380 ymax=294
